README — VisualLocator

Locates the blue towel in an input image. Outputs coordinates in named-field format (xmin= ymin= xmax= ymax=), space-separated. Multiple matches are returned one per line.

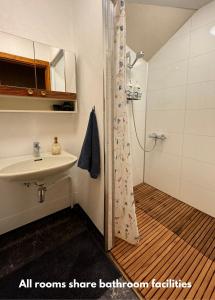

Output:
xmin=78 ymin=108 xmax=100 ymax=179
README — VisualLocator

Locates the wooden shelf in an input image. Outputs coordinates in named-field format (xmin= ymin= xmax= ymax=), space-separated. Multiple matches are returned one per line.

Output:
xmin=0 ymin=86 xmax=77 ymax=100
xmin=0 ymin=110 xmax=77 ymax=113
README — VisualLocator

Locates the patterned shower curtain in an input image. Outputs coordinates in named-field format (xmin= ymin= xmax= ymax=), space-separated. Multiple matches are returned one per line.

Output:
xmin=113 ymin=0 xmax=139 ymax=245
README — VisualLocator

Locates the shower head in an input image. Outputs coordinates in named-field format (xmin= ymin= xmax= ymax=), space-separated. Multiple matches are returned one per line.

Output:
xmin=127 ymin=51 xmax=144 ymax=69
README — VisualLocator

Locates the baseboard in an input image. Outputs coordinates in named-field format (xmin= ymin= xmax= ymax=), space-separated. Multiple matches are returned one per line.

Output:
xmin=0 ymin=196 xmax=71 ymax=235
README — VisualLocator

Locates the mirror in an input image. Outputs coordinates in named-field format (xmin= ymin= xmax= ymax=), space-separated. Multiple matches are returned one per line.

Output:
xmin=0 ymin=32 xmax=36 ymax=90
xmin=0 ymin=31 xmax=76 ymax=101
xmin=34 ymin=42 xmax=76 ymax=94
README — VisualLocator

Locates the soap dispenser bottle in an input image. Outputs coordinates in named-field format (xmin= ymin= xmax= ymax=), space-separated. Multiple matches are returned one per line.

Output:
xmin=52 ymin=137 xmax=61 ymax=155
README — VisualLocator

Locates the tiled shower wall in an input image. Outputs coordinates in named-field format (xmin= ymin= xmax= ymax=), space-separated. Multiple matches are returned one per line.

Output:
xmin=145 ymin=0 xmax=215 ymax=218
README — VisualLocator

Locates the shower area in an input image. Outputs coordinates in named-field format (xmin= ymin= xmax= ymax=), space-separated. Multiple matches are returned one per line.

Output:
xmin=124 ymin=0 xmax=215 ymax=216
xmin=111 ymin=1 xmax=215 ymax=299
xmin=126 ymin=48 xmax=166 ymax=188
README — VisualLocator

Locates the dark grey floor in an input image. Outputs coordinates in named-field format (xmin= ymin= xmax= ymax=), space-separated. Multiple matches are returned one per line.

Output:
xmin=0 ymin=205 xmax=138 ymax=299
xmin=99 ymin=277 xmax=139 ymax=299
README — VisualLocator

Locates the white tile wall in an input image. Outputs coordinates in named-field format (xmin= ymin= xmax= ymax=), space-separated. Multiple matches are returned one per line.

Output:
xmin=148 ymin=60 xmax=187 ymax=90
xmin=181 ymin=158 xmax=215 ymax=191
xmin=191 ymin=0 xmax=215 ymax=30
xmin=147 ymin=86 xmax=186 ymax=111
xmin=187 ymin=81 xmax=215 ymax=109
xmin=185 ymin=110 xmax=215 ymax=136
xmin=188 ymin=51 xmax=215 ymax=83
xmin=146 ymin=110 xmax=185 ymax=134
xmin=145 ymin=0 xmax=215 ymax=218
xmin=180 ymin=179 xmax=215 ymax=217
xmin=145 ymin=152 xmax=181 ymax=198
xmin=183 ymin=134 xmax=215 ymax=164
xmin=190 ymin=21 xmax=215 ymax=57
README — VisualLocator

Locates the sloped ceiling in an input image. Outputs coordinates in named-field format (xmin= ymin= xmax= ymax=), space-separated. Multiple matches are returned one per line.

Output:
xmin=127 ymin=0 xmax=212 ymax=10
xmin=126 ymin=2 xmax=195 ymax=60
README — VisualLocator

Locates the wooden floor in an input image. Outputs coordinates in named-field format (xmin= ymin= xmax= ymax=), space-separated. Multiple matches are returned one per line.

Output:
xmin=111 ymin=183 xmax=215 ymax=300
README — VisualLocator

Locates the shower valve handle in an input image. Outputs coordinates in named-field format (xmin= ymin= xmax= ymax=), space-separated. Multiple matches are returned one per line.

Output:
xmin=149 ymin=133 xmax=167 ymax=140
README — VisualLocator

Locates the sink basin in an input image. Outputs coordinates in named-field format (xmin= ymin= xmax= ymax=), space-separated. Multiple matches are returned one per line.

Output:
xmin=0 ymin=151 xmax=77 ymax=182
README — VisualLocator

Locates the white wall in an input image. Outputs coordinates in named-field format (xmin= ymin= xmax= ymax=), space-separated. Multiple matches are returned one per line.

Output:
xmin=145 ymin=0 xmax=215 ymax=218
xmin=0 ymin=0 xmax=74 ymax=49
xmin=70 ymin=0 xmax=105 ymax=233
xmin=0 ymin=0 xmax=104 ymax=234
xmin=127 ymin=46 xmax=148 ymax=186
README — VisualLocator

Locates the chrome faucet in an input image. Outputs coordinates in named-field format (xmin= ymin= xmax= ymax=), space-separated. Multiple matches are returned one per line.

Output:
xmin=33 ymin=142 xmax=41 ymax=157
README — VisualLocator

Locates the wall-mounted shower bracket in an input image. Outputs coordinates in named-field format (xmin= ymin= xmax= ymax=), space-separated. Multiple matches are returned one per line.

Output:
xmin=149 ymin=133 xmax=167 ymax=141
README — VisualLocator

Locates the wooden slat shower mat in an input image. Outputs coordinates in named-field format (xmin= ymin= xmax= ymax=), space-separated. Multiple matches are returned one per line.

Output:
xmin=111 ymin=183 xmax=215 ymax=300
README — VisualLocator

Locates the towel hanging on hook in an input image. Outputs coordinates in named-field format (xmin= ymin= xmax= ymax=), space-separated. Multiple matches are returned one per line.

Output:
xmin=78 ymin=107 xmax=100 ymax=178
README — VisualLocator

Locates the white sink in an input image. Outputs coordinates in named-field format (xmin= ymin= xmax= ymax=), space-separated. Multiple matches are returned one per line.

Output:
xmin=0 ymin=151 xmax=77 ymax=182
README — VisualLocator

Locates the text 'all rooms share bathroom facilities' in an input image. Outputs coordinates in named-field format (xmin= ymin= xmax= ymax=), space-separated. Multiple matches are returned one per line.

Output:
xmin=18 ymin=278 xmax=192 ymax=289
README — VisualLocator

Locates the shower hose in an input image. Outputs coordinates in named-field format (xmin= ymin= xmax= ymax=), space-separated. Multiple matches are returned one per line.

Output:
xmin=131 ymin=100 xmax=157 ymax=153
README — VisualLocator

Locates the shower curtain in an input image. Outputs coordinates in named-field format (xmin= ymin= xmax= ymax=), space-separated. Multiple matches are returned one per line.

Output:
xmin=113 ymin=0 xmax=139 ymax=245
